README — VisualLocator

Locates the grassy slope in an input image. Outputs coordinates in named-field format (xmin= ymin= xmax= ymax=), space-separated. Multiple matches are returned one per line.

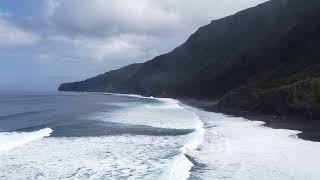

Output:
xmin=60 ymin=0 xmax=320 ymax=119
xmin=218 ymin=63 xmax=320 ymax=118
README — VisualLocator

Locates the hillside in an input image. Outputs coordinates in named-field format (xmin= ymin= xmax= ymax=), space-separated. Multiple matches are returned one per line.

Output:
xmin=59 ymin=0 xmax=320 ymax=119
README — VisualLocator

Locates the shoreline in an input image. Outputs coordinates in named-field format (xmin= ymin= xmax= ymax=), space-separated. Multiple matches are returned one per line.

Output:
xmin=60 ymin=91 xmax=320 ymax=142
xmin=179 ymin=98 xmax=320 ymax=142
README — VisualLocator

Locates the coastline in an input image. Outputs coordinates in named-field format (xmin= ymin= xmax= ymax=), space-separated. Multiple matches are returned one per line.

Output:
xmin=61 ymin=92 xmax=320 ymax=142
xmin=180 ymin=98 xmax=320 ymax=142
xmin=94 ymin=92 xmax=206 ymax=179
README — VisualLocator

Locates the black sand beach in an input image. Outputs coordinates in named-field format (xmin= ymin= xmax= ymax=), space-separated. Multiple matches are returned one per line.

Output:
xmin=180 ymin=98 xmax=320 ymax=142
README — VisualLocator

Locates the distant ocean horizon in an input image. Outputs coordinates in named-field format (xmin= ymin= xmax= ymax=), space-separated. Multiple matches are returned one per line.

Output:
xmin=1 ymin=92 xmax=320 ymax=179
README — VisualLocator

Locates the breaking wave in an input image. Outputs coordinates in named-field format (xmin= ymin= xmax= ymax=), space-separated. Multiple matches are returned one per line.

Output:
xmin=105 ymin=93 xmax=205 ymax=179
xmin=0 ymin=128 xmax=53 ymax=151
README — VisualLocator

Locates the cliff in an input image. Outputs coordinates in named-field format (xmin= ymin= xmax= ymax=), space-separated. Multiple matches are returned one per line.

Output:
xmin=59 ymin=0 xmax=320 ymax=119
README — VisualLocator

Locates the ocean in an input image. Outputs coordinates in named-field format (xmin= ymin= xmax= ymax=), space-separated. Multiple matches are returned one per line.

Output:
xmin=1 ymin=92 xmax=320 ymax=180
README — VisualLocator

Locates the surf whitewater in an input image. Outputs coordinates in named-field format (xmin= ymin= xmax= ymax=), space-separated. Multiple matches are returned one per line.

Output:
xmin=105 ymin=93 xmax=206 ymax=179
xmin=0 ymin=128 xmax=53 ymax=151
xmin=0 ymin=92 xmax=205 ymax=180
xmin=2 ymin=92 xmax=320 ymax=179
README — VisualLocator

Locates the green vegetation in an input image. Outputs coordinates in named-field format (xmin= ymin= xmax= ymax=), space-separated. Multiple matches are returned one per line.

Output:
xmin=59 ymin=0 xmax=320 ymax=119
xmin=220 ymin=64 xmax=320 ymax=118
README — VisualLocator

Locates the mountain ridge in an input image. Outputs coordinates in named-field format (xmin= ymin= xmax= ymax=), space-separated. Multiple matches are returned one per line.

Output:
xmin=59 ymin=0 xmax=320 ymax=119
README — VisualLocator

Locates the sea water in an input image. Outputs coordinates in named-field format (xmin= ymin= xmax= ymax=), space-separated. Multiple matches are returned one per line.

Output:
xmin=0 ymin=92 xmax=203 ymax=179
xmin=1 ymin=92 xmax=320 ymax=180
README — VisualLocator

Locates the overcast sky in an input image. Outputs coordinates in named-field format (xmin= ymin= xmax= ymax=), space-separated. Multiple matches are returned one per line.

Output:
xmin=0 ymin=0 xmax=267 ymax=91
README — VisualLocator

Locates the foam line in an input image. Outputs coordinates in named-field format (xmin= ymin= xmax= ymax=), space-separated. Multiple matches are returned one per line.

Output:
xmin=0 ymin=128 xmax=53 ymax=151
xmin=98 ymin=92 xmax=205 ymax=179
xmin=163 ymin=102 xmax=205 ymax=180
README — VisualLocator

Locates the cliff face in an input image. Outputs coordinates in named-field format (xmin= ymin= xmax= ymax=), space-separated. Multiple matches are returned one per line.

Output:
xmin=58 ymin=63 xmax=142 ymax=93
xmin=59 ymin=0 xmax=320 ymax=119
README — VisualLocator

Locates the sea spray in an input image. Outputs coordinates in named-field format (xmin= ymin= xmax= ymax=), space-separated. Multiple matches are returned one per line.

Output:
xmin=0 ymin=128 xmax=53 ymax=151
xmin=106 ymin=93 xmax=206 ymax=179
xmin=161 ymin=101 xmax=205 ymax=180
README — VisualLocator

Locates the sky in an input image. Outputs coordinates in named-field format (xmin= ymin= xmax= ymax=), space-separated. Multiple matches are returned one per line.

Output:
xmin=0 ymin=0 xmax=267 ymax=91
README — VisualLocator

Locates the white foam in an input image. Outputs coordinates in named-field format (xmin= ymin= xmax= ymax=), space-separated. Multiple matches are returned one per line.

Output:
xmin=0 ymin=128 xmax=53 ymax=152
xmin=0 ymin=135 xmax=186 ymax=179
xmin=163 ymin=154 xmax=193 ymax=180
xmin=100 ymin=98 xmax=200 ymax=131
xmin=97 ymin=94 xmax=206 ymax=179
xmin=0 ymin=93 xmax=205 ymax=180
xmin=104 ymin=92 xmax=181 ymax=105
xmin=160 ymin=103 xmax=205 ymax=180
xmin=104 ymin=92 xmax=155 ymax=100
xmin=163 ymin=126 xmax=205 ymax=180
xmin=187 ymin=108 xmax=320 ymax=180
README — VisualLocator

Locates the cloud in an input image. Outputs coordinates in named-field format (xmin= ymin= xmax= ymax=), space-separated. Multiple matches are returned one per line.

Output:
xmin=45 ymin=0 xmax=182 ymax=37
xmin=0 ymin=14 xmax=39 ymax=47
xmin=37 ymin=0 xmax=268 ymax=66
xmin=0 ymin=0 xmax=268 ymax=90
xmin=46 ymin=34 xmax=177 ymax=63
xmin=44 ymin=0 xmax=267 ymax=38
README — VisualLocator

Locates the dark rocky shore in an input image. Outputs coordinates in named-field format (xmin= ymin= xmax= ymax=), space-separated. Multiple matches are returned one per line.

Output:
xmin=181 ymin=98 xmax=320 ymax=142
xmin=59 ymin=0 xmax=320 ymax=141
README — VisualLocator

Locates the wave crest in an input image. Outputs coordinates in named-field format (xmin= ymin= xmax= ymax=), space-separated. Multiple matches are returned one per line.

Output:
xmin=0 ymin=128 xmax=53 ymax=151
